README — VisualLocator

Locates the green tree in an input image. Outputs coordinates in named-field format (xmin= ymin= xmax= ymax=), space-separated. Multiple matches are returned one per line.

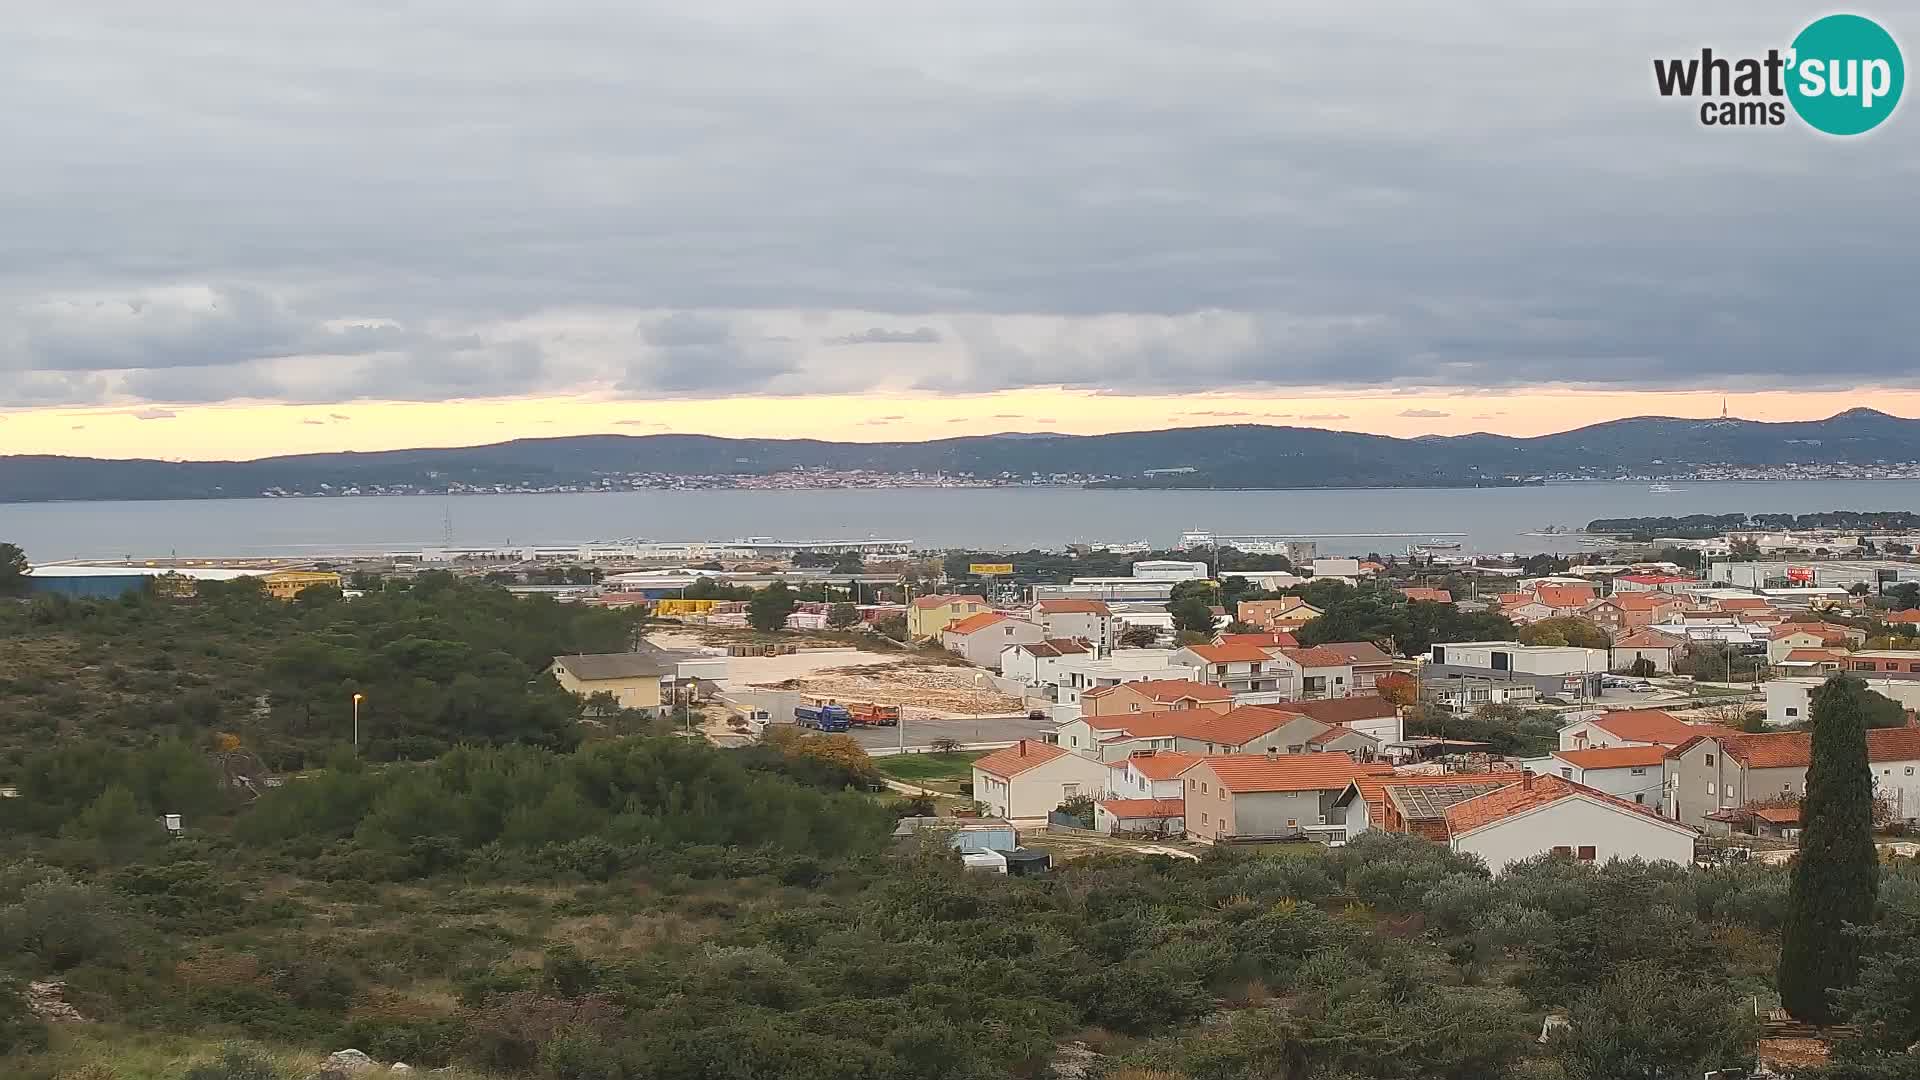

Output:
xmin=1779 ymin=675 xmax=1882 ymax=1024
xmin=826 ymin=603 xmax=859 ymax=629
xmin=1119 ymin=624 xmax=1160 ymax=648
xmin=0 ymin=542 xmax=27 ymax=595
xmin=747 ymin=582 xmax=799 ymax=632
xmin=1628 ymin=656 xmax=1657 ymax=678
xmin=62 ymin=785 xmax=163 ymax=861
xmin=1519 ymin=616 xmax=1611 ymax=649
xmin=1169 ymin=595 xmax=1216 ymax=636
xmin=831 ymin=551 xmax=865 ymax=574
xmin=1557 ymin=963 xmax=1755 ymax=1080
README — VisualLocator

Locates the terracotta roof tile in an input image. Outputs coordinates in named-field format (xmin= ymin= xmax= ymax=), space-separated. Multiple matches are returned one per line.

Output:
xmin=1314 ymin=641 xmax=1394 ymax=665
xmin=1535 ymin=585 xmax=1599 ymax=608
xmin=1098 ymin=797 xmax=1186 ymax=819
xmin=1346 ymin=771 xmax=1525 ymax=830
xmin=1442 ymin=774 xmax=1690 ymax=836
xmin=1219 ymin=631 xmax=1300 ymax=648
xmin=1400 ymin=587 xmax=1453 ymax=603
xmin=1587 ymin=709 xmax=1699 ymax=747
xmin=1277 ymin=696 xmax=1398 ymax=725
xmin=1016 ymin=638 xmax=1091 ymax=658
xmin=1614 ymin=629 xmax=1687 ymax=649
xmin=1035 ymin=599 xmax=1112 ymax=615
xmin=972 ymin=740 xmax=1069 ymax=778
xmin=944 ymin=612 xmax=1010 ymax=635
xmin=1200 ymin=706 xmax=1305 ymax=747
xmin=1185 ymin=643 xmax=1278 ymax=663
xmin=1552 ymin=745 xmax=1670 ymax=769
xmin=1190 ymin=753 xmax=1360 ymax=793
xmin=1124 ymin=679 xmax=1234 ymax=703
xmin=1279 ymin=647 xmax=1353 ymax=667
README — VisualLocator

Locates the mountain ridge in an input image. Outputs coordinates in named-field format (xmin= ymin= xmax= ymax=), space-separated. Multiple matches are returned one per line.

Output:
xmin=2 ymin=409 xmax=1916 ymax=502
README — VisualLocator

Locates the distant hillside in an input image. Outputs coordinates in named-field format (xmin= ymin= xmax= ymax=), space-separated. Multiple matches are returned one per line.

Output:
xmin=3 ymin=409 xmax=1918 ymax=501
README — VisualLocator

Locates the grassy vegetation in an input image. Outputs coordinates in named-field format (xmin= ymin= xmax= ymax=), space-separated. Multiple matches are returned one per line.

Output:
xmin=873 ymin=751 xmax=984 ymax=786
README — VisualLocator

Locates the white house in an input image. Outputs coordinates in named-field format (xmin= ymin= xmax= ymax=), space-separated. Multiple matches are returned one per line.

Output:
xmin=1610 ymin=630 xmax=1688 ymax=674
xmin=1429 ymin=641 xmax=1610 ymax=676
xmin=1310 ymin=557 xmax=1363 ymax=579
xmin=1268 ymin=647 xmax=1356 ymax=700
xmin=970 ymin=740 xmax=1114 ymax=820
xmin=1030 ymin=600 xmax=1118 ymax=655
xmin=1104 ymin=749 xmax=1205 ymax=799
xmin=1050 ymin=650 xmax=1200 ymax=709
xmin=1523 ymin=746 xmax=1668 ymax=808
xmin=1442 ymin=774 xmax=1699 ymax=874
xmin=941 ymin=612 xmax=1045 ymax=667
xmin=999 ymin=638 xmax=1091 ymax=687
xmin=1174 ymin=643 xmax=1292 ymax=699
xmin=1093 ymin=798 xmax=1186 ymax=836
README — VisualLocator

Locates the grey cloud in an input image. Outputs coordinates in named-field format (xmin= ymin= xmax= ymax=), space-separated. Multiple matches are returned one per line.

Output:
xmin=615 ymin=420 xmax=666 ymax=428
xmin=1302 ymin=413 xmax=1349 ymax=420
xmin=0 ymin=2 xmax=1915 ymax=408
xmin=1398 ymin=408 xmax=1449 ymax=418
xmin=991 ymin=413 xmax=1024 ymax=419
xmin=824 ymin=327 xmax=941 ymax=346
xmin=301 ymin=418 xmax=324 ymax=425
xmin=132 ymin=407 xmax=177 ymax=419
xmin=1187 ymin=410 xmax=1251 ymax=417
xmin=328 ymin=412 xmax=350 ymax=420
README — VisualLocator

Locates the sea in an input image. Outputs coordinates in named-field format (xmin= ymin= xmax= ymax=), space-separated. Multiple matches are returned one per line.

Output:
xmin=5 ymin=480 xmax=1920 ymax=563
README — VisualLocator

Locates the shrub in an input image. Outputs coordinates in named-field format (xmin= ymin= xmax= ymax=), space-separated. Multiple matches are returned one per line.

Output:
xmin=0 ymin=976 xmax=49 ymax=1056
xmin=0 ymin=881 xmax=128 ymax=971
xmin=180 ymin=1043 xmax=281 ymax=1080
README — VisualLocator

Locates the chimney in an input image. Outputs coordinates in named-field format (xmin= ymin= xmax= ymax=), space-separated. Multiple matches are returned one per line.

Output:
xmin=1265 ymin=748 xmax=1278 ymax=761
xmin=1521 ymin=771 xmax=1534 ymax=790
xmin=1018 ymin=741 xmax=1027 ymax=757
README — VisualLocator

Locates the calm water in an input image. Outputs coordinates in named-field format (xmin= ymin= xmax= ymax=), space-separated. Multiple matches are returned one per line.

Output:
xmin=5 ymin=480 xmax=1920 ymax=562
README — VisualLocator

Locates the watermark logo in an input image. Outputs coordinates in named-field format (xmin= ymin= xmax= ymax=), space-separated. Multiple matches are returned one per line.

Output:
xmin=1653 ymin=13 xmax=1903 ymax=134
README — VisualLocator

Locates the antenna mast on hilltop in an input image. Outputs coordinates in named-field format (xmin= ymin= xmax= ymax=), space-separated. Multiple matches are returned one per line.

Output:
xmin=1722 ymin=396 xmax=1729 ymax=420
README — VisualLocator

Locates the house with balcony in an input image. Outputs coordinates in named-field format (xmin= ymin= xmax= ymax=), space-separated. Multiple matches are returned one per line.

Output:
xmin=1268 ymin=647 xmax=1356 ymax=700
xmin=1180 ymin=753 xmax=1368 ymax=844
xmin=1173 ymin=643 xmax=1293 ymax=700
xmin=1030 ymin=599 xmax=1118 ymax=655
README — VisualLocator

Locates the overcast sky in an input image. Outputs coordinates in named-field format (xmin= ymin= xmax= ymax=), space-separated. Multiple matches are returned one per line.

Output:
xmin=2 ymin=2 xmax=1916 ymax=456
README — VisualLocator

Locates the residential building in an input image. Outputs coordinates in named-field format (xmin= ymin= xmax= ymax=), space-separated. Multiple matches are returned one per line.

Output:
xmin=1080 ymin=679 xmax=1234 ymax=719
xmin=1279 ymin=695 xmax=1404 ymax=743
xmin=1500 ymin=601 xmax=1559 ymax=625
xmin=1844 ymin=650 xmax=1920 ymax=675
xmin=1050 ymin=650 xmax=1201 ymax=710
xmin=1030 ymin=599 xmax=1117 ymax=654
xmin=1612 ymin=574 xmax=1697 ymax=592
xmin=1558 ymin=708 xmax=1701 ymax=752
xmin=1180 ymin=753 xmax=1364 ymax=843
xmin=1237 ymin=597 xmax=1323 ymax=633
xmin=1094 ymin=798 xmax=1186 ymax=836
xmin=1533 ymin=584 xmax=1599 ymax=612
xmin=1311 ymin=641 xmax=1397 ymax=692
xmin=1131 ymin=559 xmax=1209 ymax=582
xmin=999 ymin=638 xmax=1091 ymax=688
xmin=942 ymin=613 xmax=1045 ymax=666
xmin=1775 ymin=648 xmax=1849 ymax=676
xmin=907 ymin=593 xmax=989 ymax=640
xmin=1310 ymin=557 xmax=1363 ymax=581
xmin=1610 ymin=629 xmax=1688 ymax=673
xmin=1888 ymin=610 xmax=1920 ymax=626
xmin=1527 ymin=746 xmax=1668 ymax=807
xmin=971 ymin=740 xmax=1114 ymax=820
xmin=1104 ymin=749 xmax=1206 ymax=799
xmin=1269 ymin=647 xmax=1356 ymax=700
xmin=1032 ymin=579 xmax=1175 ymax=604
xmin=549 ymin=652 xmax=668 ymax=715
xmin=1766 ymin=675 xmax=1920 ymax=727
xmin=1583 ymin=592 xmax=1684 ymax=635
xmin=1664 ymin=726 xmax=1920 ymax=826
xmin=1061 ymin=704 xmax=1353 ymax=762
xmin=1336 ymin=772 xmax=1523 ymax=839
xmin=1400 ymin=587 xmax=1453 ymax=604
xmin=1174 ymin=643 xmax=1292 ymax=697
xmin=262 ymin=570 xmax=343 ymax=600
xmin=1444 ymin=774 xmax=1698 ymax=874
xmin=1767 ymin=623 xmax=1855 ymax=663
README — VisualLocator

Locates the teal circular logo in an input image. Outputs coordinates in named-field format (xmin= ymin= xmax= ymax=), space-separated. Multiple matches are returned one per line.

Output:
xmin=1787 ymin=14 xmax=1904 ymax=135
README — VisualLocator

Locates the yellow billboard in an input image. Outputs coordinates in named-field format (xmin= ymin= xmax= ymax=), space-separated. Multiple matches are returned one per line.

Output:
xmin=968 ymin=562 xmax=1013 ymax=575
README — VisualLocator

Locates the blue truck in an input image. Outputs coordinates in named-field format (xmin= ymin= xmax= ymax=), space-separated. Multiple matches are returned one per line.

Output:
xmin=793 ymin=702 xmax=853 ymax=732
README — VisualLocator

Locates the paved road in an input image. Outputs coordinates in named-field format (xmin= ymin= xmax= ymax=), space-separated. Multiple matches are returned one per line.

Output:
xmin=848 ymin=714 xmax=1052 ymax=751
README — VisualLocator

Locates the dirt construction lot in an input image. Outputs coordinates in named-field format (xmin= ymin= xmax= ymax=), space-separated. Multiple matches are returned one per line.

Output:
xmin=647 ymin=630 xmax=1025 ymax=720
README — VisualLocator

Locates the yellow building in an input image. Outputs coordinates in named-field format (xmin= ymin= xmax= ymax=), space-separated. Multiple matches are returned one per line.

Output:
xmin=262 ymin=570 xmax=343 ymax=601
xmin=907 ymin=593 xmax=990 ymax=640
xmin=549 ymin=652 xmax=669 ymax=716
xmin=653 ymin=598 xmax=724 ymax=617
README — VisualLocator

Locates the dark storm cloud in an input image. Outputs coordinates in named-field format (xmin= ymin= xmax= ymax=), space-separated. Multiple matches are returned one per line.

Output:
xmin=824 ymin=327 xmax=941 ymax=346
xmin=1 ymin=1 xmax=1915 ymax=406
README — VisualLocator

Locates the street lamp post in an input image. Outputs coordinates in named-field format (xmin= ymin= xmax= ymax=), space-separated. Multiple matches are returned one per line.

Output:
xmin=351 ymin=692 xmax=364 ymax=753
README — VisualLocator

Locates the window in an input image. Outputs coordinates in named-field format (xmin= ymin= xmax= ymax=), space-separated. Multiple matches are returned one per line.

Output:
xmin=1219 ymin=789 xmax=1225 ymax=800
xmin=1063 ymin=784 xmax=1080 ymax=798
xmin=1630 ymin=767 xmax=1646 ymax=776
xmin=1635 ymin=794 xmax=1645 ymax=804
xmin=1577 ymin=846 xmax=1597 ymax=862
xmin=1201 ymin=812 xmax=1209 ymax=825
xmin=1559 ymin=767 xmax=1573 ymax=779
xmin=1551 ymin=845 xmax=1572 ymax=856
xmin=1201 ymin=782 xmax=1209 ymax=794
xmin=1908 ymin=767 xmax=1916 ymax=776
xmin=1707 ymin=782 xmax=1716 ymax=795
xmin=1786 ymin=707 xmax=1799 ymax=717
xmin=1069 ymin=736 xmax=1078 ymax=747
xmin=1286 ymin=818 xmax=1297 ymax=828
xmin=1130 ymin=703 xmax=1141 ymax=712
xmin=1705 ymin=754 xmax=1715 ymax=766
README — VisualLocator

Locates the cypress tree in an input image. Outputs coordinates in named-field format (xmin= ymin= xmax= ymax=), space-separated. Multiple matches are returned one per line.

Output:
xmin=1777 ymin=674 xmax=1880 ymax=1024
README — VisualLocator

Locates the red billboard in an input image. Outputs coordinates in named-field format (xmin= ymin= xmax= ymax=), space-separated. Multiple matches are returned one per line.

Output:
xmin=1787 ymin=566 xmax=1814 ymax=583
